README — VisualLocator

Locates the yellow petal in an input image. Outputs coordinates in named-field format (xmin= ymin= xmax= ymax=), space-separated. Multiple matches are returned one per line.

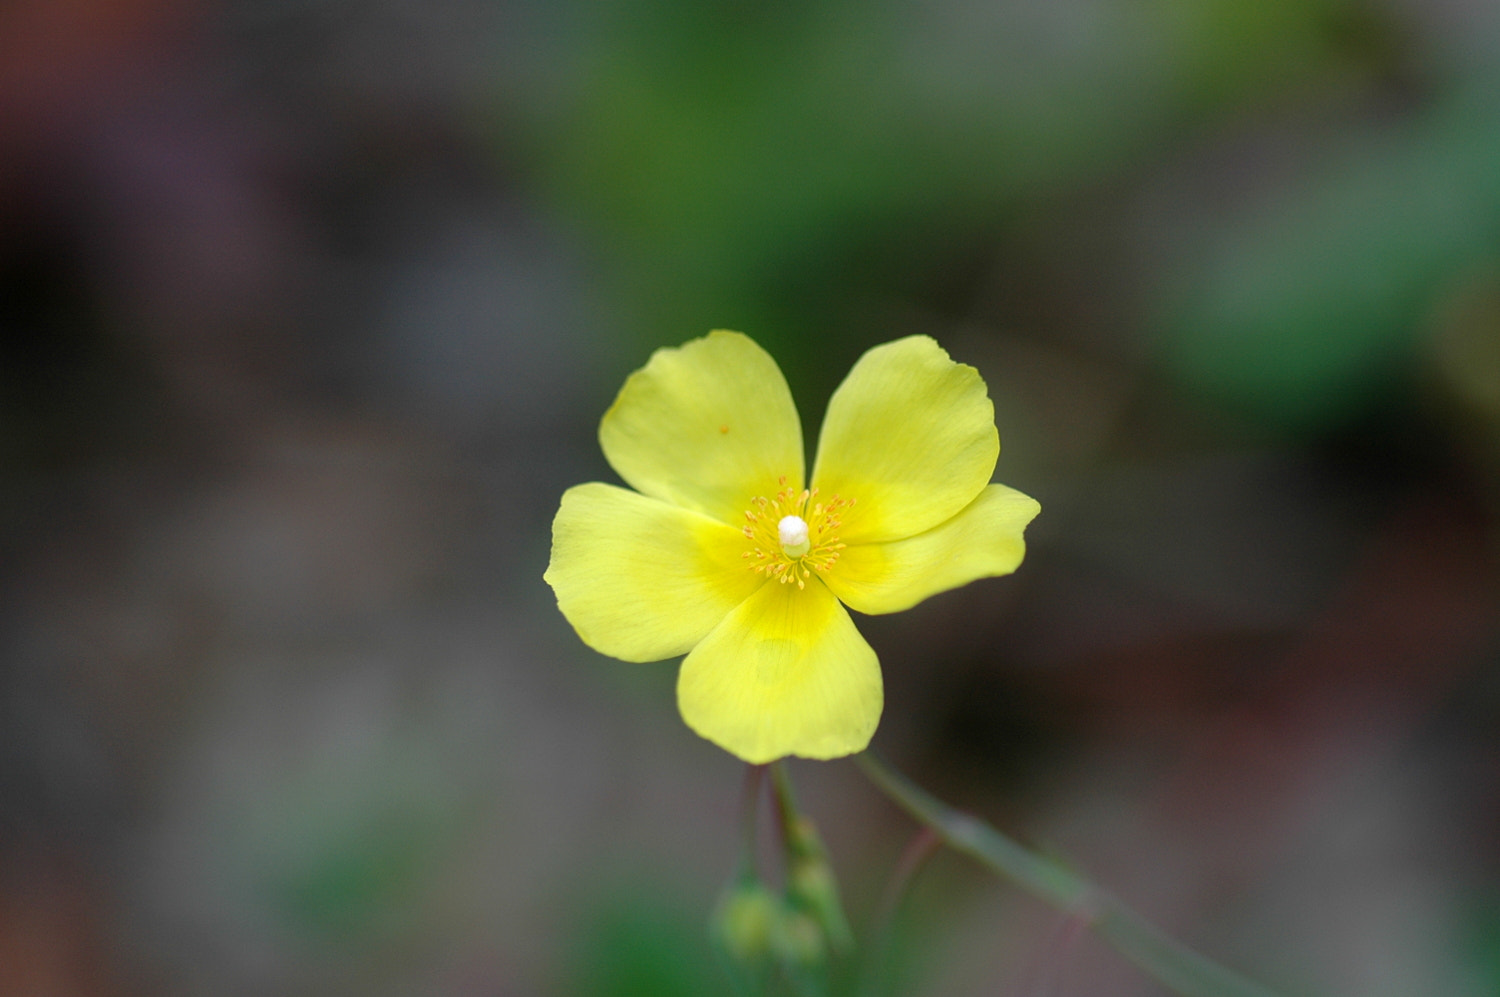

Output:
xmin=677 ymin=579 xmax=882 ymax=763
xmin=600 ymin=331 xmax=804 ymax=525
xmin=811 ymin=336 xmax=998 ymax=544
xmin=544 ymin=483 xmax=767 ymax=662
xmin=823 ymin=484 xmax=1040 ymax=615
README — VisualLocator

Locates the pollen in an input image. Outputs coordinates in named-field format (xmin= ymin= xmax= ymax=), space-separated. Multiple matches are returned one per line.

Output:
xmin=740 ymin=476 xmax=854 ymax=590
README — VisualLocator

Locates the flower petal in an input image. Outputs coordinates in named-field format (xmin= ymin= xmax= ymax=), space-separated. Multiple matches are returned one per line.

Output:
xmin=811 ymin=336 xmax=998 ymax=544
xmin=823 ymin=484 xmax=1041 ymax=615
xmin=600 ymin=331 xmax=804 ymax=525
xmin=544 ymin=482 xmax=767 ymax=662
xmin=677 ymin=579 xmax=882 ymax=763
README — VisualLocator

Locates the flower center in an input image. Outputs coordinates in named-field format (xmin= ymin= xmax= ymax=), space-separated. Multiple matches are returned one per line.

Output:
xmin=741 ymin=476 xmax=854 ymax=590
xmin=778 ymin=515 xmax=810 ymax=557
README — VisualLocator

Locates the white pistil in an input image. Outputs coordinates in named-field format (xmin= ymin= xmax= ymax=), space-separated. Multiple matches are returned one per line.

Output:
xmin=778 ymin=515 xmax=811 ymax=558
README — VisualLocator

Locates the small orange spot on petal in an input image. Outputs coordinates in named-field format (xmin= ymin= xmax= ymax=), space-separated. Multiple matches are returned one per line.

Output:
xmin=719 ymin=425 xmax=729 ymax=434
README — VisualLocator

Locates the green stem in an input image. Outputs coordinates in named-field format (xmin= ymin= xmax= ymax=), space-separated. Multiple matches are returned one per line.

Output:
xmin=740 ymin=763 xmax=767 ymax=869
xmin=861 ymin=825 xmax=941 ymax=997
xmin=854 ymin=751 xmax=1291 ymax=997
xmin=769 ymin=759 xmax=798 ymax=851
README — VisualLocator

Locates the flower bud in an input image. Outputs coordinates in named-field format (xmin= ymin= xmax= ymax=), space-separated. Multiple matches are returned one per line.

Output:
xmin=784 ymin=816 xmax=853 ymax=953
xmin=770 ymin=909 xmax=826 ymax=969
xmin=712 ymin=874 xmax=779 ymax=965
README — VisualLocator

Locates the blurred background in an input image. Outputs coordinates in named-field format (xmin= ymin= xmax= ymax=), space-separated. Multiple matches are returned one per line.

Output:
xmin=3 ymin=0 xmax=1500 ymax=994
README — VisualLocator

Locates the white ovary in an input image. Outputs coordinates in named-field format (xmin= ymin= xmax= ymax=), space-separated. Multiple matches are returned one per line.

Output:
xmin=778 ymin=515 xmax=811 ymax=557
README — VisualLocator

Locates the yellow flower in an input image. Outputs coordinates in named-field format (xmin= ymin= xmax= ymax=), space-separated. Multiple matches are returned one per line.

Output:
xmin=544 ymin=331 xmax=1040 ymax=763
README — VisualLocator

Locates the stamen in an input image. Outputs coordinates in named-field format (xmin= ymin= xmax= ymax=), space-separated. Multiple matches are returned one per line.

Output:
xmin=740 ymin=478 xmax=855 ymax=587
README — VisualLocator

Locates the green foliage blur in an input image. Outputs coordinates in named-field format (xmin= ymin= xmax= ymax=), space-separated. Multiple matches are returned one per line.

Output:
xmin=506 ymin=0 xmax=1500 ymax=441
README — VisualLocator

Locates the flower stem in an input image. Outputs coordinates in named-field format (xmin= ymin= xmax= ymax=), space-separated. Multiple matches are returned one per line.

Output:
xmin=740 ymin=763 xmax=767 ymax=867
xmin=1018 ymin=907 xmax=1090 ymax=997
xmin=861 ymin=825 xmax=941 ymax=997
xmin=769 ymin=760 xmax=797 ymax=850
xmin=853 ymin=751 xmax=1291 ymax=997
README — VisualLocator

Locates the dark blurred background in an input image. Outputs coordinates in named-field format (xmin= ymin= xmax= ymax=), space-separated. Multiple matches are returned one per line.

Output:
xmin=3 ymin=1 xmax=1500 ymax=994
